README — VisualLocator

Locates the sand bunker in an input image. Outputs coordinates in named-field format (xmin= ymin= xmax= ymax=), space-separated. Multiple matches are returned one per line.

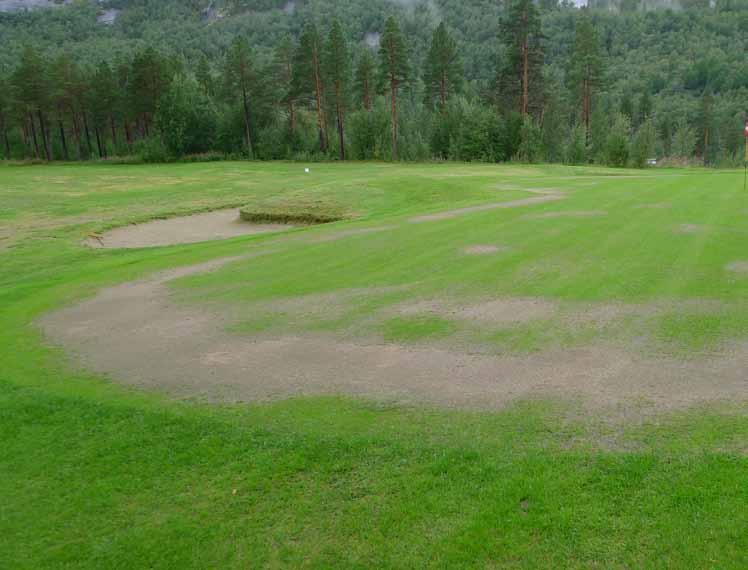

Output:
xmin=88 ymin=209 xmax=293 ymax=249
xmin=38 ymin=257 xmax=748 ymax=414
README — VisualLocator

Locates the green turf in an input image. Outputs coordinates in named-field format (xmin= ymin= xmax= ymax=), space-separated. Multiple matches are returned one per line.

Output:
xmin=2 ymin=161 xmax=748 ymax=568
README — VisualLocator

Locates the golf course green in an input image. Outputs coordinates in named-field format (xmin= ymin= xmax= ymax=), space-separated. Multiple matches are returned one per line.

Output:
xmin=2 ymin=161 xmax=748 ymax=568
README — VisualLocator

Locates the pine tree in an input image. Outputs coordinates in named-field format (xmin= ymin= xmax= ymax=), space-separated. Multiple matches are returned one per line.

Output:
xmin=497 ymin=0 xmax=544 ymax=118
xmin=115 ymin=57 xmax=135 ymax=151
xmin=378 ymin=16 xmax=409 ymax=160
xmin=354 ymin=50 xmax=376 ymax=111
xmin=567 ymin=15 xmax=604 ymax=136
xmin=0 ymin=72 xmax=11 ymax=158
xmin=50 ymin=55 xmax=77 ymax=160
xmin=273 ymin=36 xmax=297 ymax=139
xmin=12 ymin=46 xmax=52 ymax=160
xmin=91 ymin=61 xmax=120 ymax=156
xmin=325 ymin=20 xmax=350 ymax=160
xmin=223 ymin=38 xmax=257 ymax=157
xmin=293 ymin=23 xmax=328 ymax=153
xmin=130 ymin=47 xmax=171 ymax=138
xmin=698 ymin=88 xmax=713 ymax=166
xmin=423 ymin=22 xmax=462 ymax=110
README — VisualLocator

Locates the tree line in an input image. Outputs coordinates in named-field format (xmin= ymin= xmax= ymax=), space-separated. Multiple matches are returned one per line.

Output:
xmin=0 ymin=0 xmax=745 ymax=167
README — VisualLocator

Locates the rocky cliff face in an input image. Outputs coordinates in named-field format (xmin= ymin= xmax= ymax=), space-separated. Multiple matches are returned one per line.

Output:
xmin=0 ymin=0 xmax=72 ymax=13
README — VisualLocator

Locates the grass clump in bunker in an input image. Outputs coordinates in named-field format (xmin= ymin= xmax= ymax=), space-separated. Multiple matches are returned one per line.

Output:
xmin=240 ymin=196 xmax=347 ymax=225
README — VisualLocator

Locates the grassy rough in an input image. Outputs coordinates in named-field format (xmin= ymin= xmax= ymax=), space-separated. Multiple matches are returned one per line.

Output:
xmin=2 ymin=162 xmax=748 ymax=568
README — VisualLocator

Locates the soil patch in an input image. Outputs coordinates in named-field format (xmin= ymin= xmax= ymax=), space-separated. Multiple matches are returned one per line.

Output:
xmin=636 ymin=202 xmax=672 ymax=210
xmin=726 ymin=261 xmax=748 ymax=274
xmin=463 ymin=245 xmax=509 ymax=256
xmin=677 ymin=223 xmax=710 ymax=235
xmin=523 ymin=210 xmax=607 ymax=220
xmin=88 ymin=209 xmax=293 ymax=249
xmin=396 ymin=298 xmax=556 ymax=325
xmin=38 ymin=259 xmax=748 ymax=414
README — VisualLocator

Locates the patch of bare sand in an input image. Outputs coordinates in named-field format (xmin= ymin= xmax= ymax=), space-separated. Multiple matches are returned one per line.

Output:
xmin=636 ymin=202 xmax=672 ymax=210
xmin=676 ymin=223 xmax=710 ymax=235
xmin=226 ymin=285 xmax=411 ymax=324
xmin=396 ymin=298 xmax=556 ymax=325
xmin=523 ymin=210 xmax=607 ymax=220
xmin=88 ymin=209 xmax=293 ymax=249
xmin=38 ymin=259 xmax=748 ymax=415
xmin=726 ymin=261 xmax=748 ymax=274
xmin=408 ymin=188 xmax=564 ymax=223
xmin=463 ymin=245 xmax=510 ymax=256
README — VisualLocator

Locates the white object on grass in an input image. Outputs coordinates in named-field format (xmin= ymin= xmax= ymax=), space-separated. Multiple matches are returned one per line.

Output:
xmin=305 ymin=168 xmax=310 ymax=173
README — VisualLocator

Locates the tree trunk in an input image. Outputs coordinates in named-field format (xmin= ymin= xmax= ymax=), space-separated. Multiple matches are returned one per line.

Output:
xmin=703 ymin=126 xmax=709 ymax=166
xmin=288 ymin=101 xmax=296 ymax=136
xmin=29 ymin=113 xmax=41 ymax=158
xmin=110 ymin=116 xmax=118 ymax=152
xmin=58 ymin=116 xmax=69 ymax=161
xmin=521 ymin=39 xmax=529 ymax=116
xmin=1 ymin=124 xmax=9 ymax=159
xmin=335 ymin=81 xmax=345 ymax=161
xmin=94 ymin=125 xmax=106 ymax=159
xmin=241 ymin=85 xmax=254 ymax=158
xmin=38 ymin=111 xmax=52 ymax=161
xmin=440 ymin=72 xmax=447 ymax=109
xmin=582 ymin=78 xmax=591 ymax=138
xmin=124 ymin=121 xmax=133 ymax=151
xmin=0 ymin=112 xmax=10 ymax=158
xmin=363 ymin=77 xmax=371 ymax=111
xmin=390 ymin=78 xmax=398 ymax=161
xmin=82 ymin=112 xmax=94 ymax=158
xmin=521 ymin=6 xmax=530 ymax=117
xmin=313 ymin=49 xmax=327 ymax=153
xmin=21 ymin=117 xmax=31 ymax=157
xmin=70 ymin=110 xmax=84 ymax=160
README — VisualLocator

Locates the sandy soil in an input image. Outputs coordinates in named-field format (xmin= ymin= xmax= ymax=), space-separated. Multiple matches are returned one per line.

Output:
xmin=522 ymin=210 xmax=607 ymax=220
xmin=463 ymin=245 xmax=509 ymax=255
xmin=87 ymin=209 xmax=293 ymax=248
xmin=38 ymin=257 xmax=748 ymax=414
xmin=395 ymin=298 xmax=557 ymax=325
xmin=726 ymin=261 xmax=748 ymax=273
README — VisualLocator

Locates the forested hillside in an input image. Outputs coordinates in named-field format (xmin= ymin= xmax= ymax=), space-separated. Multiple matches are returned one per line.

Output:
xmin=0 ymin=0 xmax=746 ymax=165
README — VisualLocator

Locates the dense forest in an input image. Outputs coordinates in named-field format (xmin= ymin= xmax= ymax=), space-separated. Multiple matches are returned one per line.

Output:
xmin=0 ymin=0 xmax=746 ymax=166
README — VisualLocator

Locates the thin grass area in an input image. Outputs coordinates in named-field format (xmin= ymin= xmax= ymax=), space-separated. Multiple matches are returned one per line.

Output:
xmin=3 ymin=162 xmax=748 ymax=568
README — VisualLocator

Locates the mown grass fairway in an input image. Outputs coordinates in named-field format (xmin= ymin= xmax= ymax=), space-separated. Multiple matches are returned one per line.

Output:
xmin=3 ymin=162 xmax=748 ymax=568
